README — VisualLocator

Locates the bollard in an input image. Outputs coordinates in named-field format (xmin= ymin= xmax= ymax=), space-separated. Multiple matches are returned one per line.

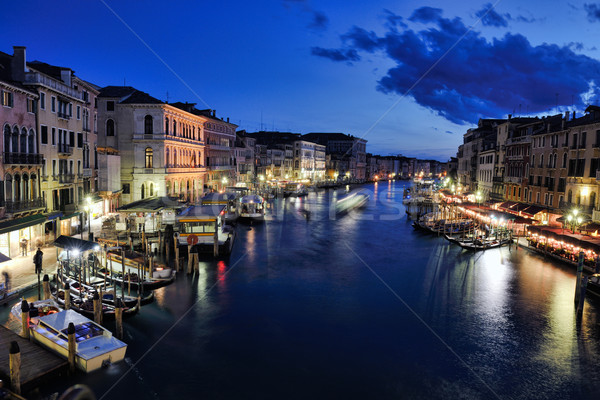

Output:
xmin=193 ymin=252 xmax=199 ymax=273
xmin=20 ymin=301 xmax=29 ymax=340
xmin=575 ymin=251 xmax=585 ymax=306
xmin=93 ymin=292 xmax=102 ymax=325
xmin=115 ymin=298 xmax=123 ymax=340
xmin=64 ymin=282 xmax=71 ymax=310
xmin=67 ymin=322 xmax=76 ymax=373
xmin=187 ymin=245 xmax=193 ymax=274
xmin=43 ymin=274 xmax=51 ymax=300
xmin=9 ymin=341 xmax=21 ymax=395
xmin=577 ymin=276 xmax=589 ymax=317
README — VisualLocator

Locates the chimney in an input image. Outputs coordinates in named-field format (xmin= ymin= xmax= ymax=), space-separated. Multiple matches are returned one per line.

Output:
xmin=573 ymin=111 xmax=576 ymax=120
xmin=60 ymin=69 xmax=72 ymax=86
xmin=565 ymin=111 xmax=570 ymax=121
xmin=11 ymin=46 xmax=26 ymax=82
xmin=212 ymin=109 xmax=216 ymax=117
xmin=227 ymin=117 xmax=229 ymax=123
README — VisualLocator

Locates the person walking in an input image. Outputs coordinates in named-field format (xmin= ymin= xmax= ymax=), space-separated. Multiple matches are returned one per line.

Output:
xmin=33 ymin=247 xmax=43 ymax=274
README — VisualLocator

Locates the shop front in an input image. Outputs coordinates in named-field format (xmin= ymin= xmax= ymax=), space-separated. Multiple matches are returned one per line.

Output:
xmin=59 ymin=212 xmax=81 ymax=237
xmin=0 ymin=214 xmax=47 ymax=258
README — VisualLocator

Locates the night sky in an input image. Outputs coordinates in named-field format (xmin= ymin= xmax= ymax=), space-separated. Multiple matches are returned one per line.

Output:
xmin=3 ymin=1 xmax=600 ymax=161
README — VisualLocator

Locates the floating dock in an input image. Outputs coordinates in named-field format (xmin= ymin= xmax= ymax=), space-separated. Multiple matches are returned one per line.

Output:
xmin=0 ymin=324 xmax=68 ymax=392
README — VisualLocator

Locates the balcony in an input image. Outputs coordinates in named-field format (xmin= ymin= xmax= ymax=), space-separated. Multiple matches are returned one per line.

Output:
xmin=3 ymin=152 xmax=43 ymax=165
xmin=57 ymin=112 xmax=71 ymax=120
xmin=57 ymin=174 xmax=75 ymax=184
xmin=23 ymin=71 xmax=81 ymax=99
xmin=492 ymin=176 xmax=503 ymax=183
xmin=58 ymin=143 xmax=72 ymax=155
xmin=4 ymin=198 xmax=46 ymax=213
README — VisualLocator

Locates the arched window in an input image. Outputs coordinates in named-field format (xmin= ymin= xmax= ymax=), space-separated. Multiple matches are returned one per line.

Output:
xmin=22 ymin=174 xmax=29 ymax=200
xmin=31 ymin=174 xmax=38 ymax=198
xmin=174 ymin=149 xmax=178 ymax=166
xmin=106 ymin=119 xmax=115 ymax=136
xmin=149 ymin=183 xmax=154 ymax=197
xmin=568 ymin=190 xmax=573 ymax=203
xmin=145 ymin=147 xmax=153 ymax=168
xmin=20 ymin=127 xmax=27 ymax=153
xmin=141 ymin=184 xmax=145 ymax=199
xmin=144 ymin=115 xmax=153 ymax=134
xmin=562 ymin=153 xmax=567 ymax=168
xmin=14 ymin=174 xmax=21 ymax=202
xmin=591 ymin=192 xmax=597 ymax=208
xmin=165 ymin=118 xmax=169 ymax=135
xmin=12 ymin=126 xmax=18 ymax=154
xmin=166 ymin=148 xmax=170 ymax=167
xmin=4 ymin=125 xmax=11 ymax=153
xmin=28 ymin=129 xmax=35 ymax=154
xmin=173 ymin=120 xmax=177 ymax=136
xmin=5 ymin=174 xmax=12 ymax=203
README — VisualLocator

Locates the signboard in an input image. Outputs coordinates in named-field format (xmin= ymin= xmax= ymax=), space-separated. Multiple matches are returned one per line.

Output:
xmin=187 ymin=234 xmax=199 ymax=246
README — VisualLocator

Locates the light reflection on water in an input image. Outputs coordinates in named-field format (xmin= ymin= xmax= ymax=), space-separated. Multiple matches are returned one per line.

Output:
xmin=7 ymin=182 xmax=600 ymax=399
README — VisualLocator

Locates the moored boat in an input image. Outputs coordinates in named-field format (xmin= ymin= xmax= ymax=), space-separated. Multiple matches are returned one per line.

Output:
xmin=176 ymin=204 xmax=236 ymax=256
xmin=11 ymin=301 xmax=127 ymax=372
xmin=239 ymin=194 xmax=265 ymax=221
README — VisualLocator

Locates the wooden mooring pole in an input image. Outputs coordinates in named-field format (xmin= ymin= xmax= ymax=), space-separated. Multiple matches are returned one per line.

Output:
xmin=577 ymin=276 xmax=589 ymax=318
xmin=93 ymin=292 xmax=102 ymax=325
xmin=575 ymin=251 xmax=585 ymax=306
xmin=9 ymin=341 xmax=21 ymax=395
xmin=20 ymin=301 xmax=29 ymax=340
xmin=67 ymin=322 xmax=76 ymax=373
xmin=42 ymin=274 xmax=51 ymax=300
xmin=115 ymin=299 xmax=123 ymax=340
xmin=64 ymin=282 xmax=71 ymax=310
xmin=187 ymin=245 xmax=193 ymax=274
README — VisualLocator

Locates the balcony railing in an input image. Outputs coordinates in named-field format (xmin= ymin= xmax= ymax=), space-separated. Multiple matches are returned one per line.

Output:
xmin=4 ymin=198 xmax=46 ymax=213
xmin=58 ymin=112 xmax=71 ymax=120
xmin=58 ymin=143 xmax=72 ymax=155
xmin=3 ymin=152 xmax=43 ymax=165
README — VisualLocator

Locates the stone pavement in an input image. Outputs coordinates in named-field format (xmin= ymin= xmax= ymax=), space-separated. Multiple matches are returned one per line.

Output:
xmin=0 ymin=215 xmax=104 ymax=294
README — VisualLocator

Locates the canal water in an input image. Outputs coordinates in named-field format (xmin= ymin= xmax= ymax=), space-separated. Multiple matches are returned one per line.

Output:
xmin=5 ymin=181 xmax=600 ymax=399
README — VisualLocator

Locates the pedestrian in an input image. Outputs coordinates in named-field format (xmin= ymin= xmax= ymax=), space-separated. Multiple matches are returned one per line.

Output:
xmin=2 ymin=271 xmax=9 ymax=291
xmin=33 ymin=247 xmax=43 ymax=274
xmin=20 ymin=238 xmax=28 ymax=256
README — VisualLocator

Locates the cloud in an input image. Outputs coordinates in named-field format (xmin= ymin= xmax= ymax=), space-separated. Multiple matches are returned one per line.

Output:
xmin=584 ymin=3 xmax=600 ymax=21
xmin=409 ymin=7 xmax=443 ymax=23
xmin=311 ymin=47 xmax=360 ymax=62
xmin=283 ymin=0 xmax=328 ymax=31
xmin=311 ymin=7 xmax=600 ymax=125
xmin=475 ymin=3 xmax=508 ymax=27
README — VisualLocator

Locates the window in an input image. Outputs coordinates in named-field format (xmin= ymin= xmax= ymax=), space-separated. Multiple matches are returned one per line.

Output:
xmin=562 ymin=153 xmax=567 ymax=168
xmin=51 ymin=127 xmax=56 ymax=145
xmin=106 ymin=101 xmax=114 ymax=111
xmin=122 ymin=183 xmax=130 ymax=194
xmin=145 ymin=147 xmax=153 ymax=168
xmin=40 ymin=92 xmax=45 ymax=109
xmin=69 ymin=131 xmax=74 ymax=146
xmin=51 ymin=96 xmax=56 ymax=112
xmin=27 ymin=98 xmax=35 ymax=113
xmin=106 ymin=119 xmax=115 ymax=136
xmin=77 ymin=132 xmax=83 ymax=148
xmin=581 ymin=132 xmax=587 ymax=147
xmin=52 ymin=159 xmax=57 ymax=176
xmin=68 ymin=103 xmax=72 ymax=117
xmin=41 ymin=125 xmax=48 ymax=144
xmin=77 ymin=106 xmax=81 ymax=120
xmin=1 ymin=91 xmax=13 ymax=107
xmin=144 ymin=115 xmax=153 ymax=134
xmin=165 ymin=118 xmax=169 ymax=135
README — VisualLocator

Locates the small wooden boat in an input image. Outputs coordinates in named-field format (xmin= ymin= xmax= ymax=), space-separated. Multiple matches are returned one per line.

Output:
xmin=53 ymin=289 xmax=139 ymax=321
xmin=11 ymin=300 xmax=127 ymax=372
xmin=57 ymin=275 xmax=141 ymax=308
xmin=95 ymin=267 xmax=175 ymax=291
xmin=457 ymin=238 xmax=513 ymax=250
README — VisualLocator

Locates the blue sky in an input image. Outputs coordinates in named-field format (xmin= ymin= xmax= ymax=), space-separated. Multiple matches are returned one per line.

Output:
xmin=3 ymin=1 xmax=600 ymax=161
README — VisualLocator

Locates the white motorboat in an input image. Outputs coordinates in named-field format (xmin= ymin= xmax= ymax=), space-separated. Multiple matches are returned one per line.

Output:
xmin=335 ymin=189 xmax=369 ymax=214
xmin=239 ymin=194 xmax=265 ymax=221
xmin=12 ymin=300 xmax=127 ymax=373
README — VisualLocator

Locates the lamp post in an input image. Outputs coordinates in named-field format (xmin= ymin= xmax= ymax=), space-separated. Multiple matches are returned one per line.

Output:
xmin=476 ymin=191 xmax=482 ymax=207
xmin=85 ymin=196 xmax=92 ymax=241
xmin=566 ymin=209 xmax=583 ymax=233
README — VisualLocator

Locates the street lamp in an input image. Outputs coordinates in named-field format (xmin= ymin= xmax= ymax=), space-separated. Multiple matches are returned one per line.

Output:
xmin=85 ymin=196 xmax=92 ymax=241
xmin=476 ymin=191 xmax=482 ymax=207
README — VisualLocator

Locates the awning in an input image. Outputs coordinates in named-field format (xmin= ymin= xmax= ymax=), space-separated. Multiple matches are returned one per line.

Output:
xmin=117 ymin=196 xmax=184 ymax=212
xmin=0 ymin=214 xmax=47 ymax=235
xmin=47 ymin=212 xmax=63 ymax=221
xmin=52 ymin=235 xmax=99 ymax=252
xmin=521 ymin=205 xmax=547 ymax=217
xmin=59 ymin=212 xmax=81 ymax=220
